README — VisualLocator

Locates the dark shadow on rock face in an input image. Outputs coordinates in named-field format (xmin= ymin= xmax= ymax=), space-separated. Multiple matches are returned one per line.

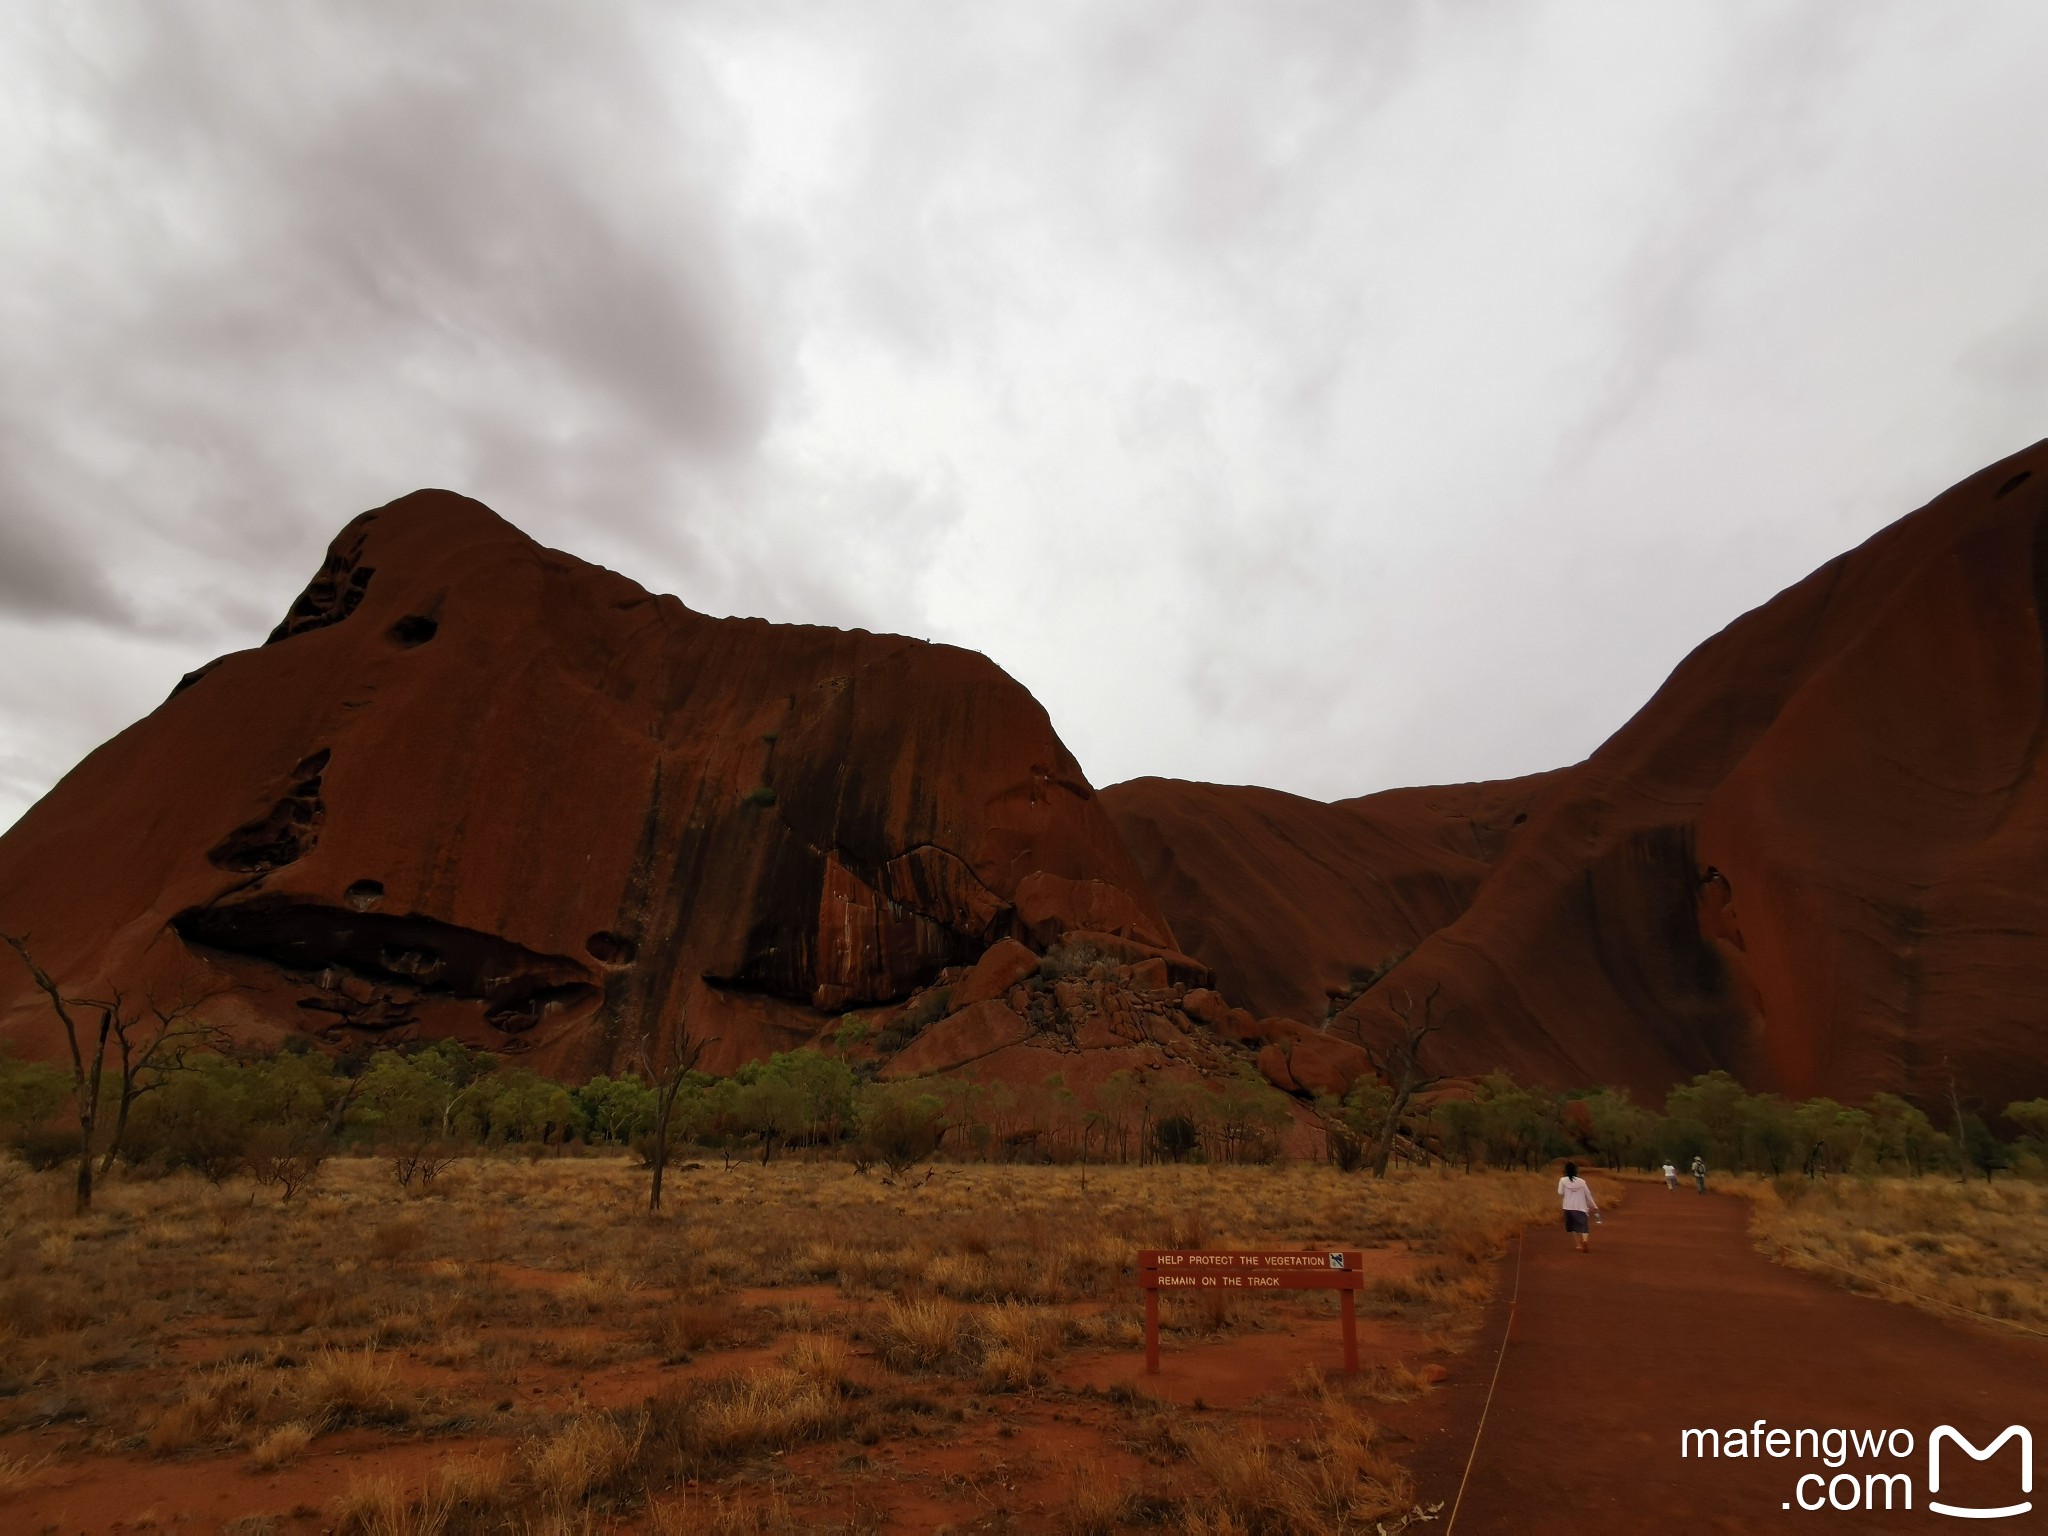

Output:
xmin=172 ymin=898 xmax=597 ymax=1032
xmin=206 ymin=750 xmax=331 ymax=873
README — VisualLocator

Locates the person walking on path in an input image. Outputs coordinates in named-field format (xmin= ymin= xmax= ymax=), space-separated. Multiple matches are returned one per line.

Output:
xmin=1663 ymin=1161 xmax=1678 ymax=1190
xmin=1558 ymin=1160 xmax=1601 ymax=1253
xmin=1691 ymin=1154 xmax=1708 ymax=1194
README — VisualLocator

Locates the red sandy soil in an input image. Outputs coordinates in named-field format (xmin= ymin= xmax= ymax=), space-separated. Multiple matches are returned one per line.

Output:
xmin=0 ymin=490 xmax=1172 ymax=1079
xmin=1398 ymin=1184 xmax=2048 ymax=1534
xmin=1111 ymin=439 xmax=2048 ymax=1108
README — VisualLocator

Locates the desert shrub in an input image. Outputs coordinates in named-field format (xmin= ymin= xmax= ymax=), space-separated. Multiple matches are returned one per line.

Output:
xmin=147 ymin=1361 xmax=281 ymax=1454
xmin=248 ymin=1421 xmax=314 ymax=1470
xmin=123 ymin=1053 xmax=257 ymax=1178
xmin=874 ymin=1297 xmax=970 ymax=1371
xmin=634 ymin=1364 xmax=853 ymax=1476
xmin=654 ymin=1296 xmax=739 ymax=1358
xmin=853 ymin=1084 xmax=947 ymax=1175
xmin=525 ymin=1414 xmax=642 ymax=1507
xmin=0 ymin=1048 xmax=67 ymax=1145
xmin=245 ymin=1124 xmax=330 ymax=1200
xmin=1036 ymin=941 xmax=1109 ymax=982
xmin=10 ymin=1123 xmax=81 ymax=1172
xmin=294 ymin=1347 xmax=413 ymax=1429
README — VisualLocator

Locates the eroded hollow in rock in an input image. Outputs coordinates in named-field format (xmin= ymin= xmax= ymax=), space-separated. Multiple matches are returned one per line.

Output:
xmin=207 ymin=749 xmax=332 ymax=873
xmin=173 ymin=899 xmax=597 ymax=1032
xmin=585 ymin=930 xmax=637 ymax=966
xmin=268 ymin=525 xmax=376 ymax=644
xmin=344 ymin=879 xmax=384 ymax=912
xmin=389 ymin=615 xmax=438 ymax=647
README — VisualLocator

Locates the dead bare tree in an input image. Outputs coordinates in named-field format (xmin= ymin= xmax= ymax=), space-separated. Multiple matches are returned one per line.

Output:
xmin=636 ymin=1009 xmax=715 ymax=1214
xmin=1365 ymin=983 xmax=1445 ymax=1179
xmin=3 ymin=932 xmax=230 ymax=1213
xmin=94 ymin=986 xmax=230 ymax=1174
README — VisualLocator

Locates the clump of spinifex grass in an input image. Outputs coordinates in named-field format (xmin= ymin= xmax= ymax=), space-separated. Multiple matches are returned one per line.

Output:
xmin=1744 ymin=1175 xmax=2048 ymax=1332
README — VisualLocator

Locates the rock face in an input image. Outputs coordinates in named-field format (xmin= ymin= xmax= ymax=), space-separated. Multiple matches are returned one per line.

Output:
xmin=1109 ymin=443 xmax=2048 ymax=1109
xmin=1102 ymin=774 xmax=1564 ymax=1026
xmin=0 ymin=491 xmax=1173 ymax=1077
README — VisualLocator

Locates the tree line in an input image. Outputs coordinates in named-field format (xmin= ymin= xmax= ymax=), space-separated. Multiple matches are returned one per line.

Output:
xmin=1329 ymin=1066 xmax=2048 ymax=1182
xmin=0 ymin=1026 xmax=1312 ymax=1213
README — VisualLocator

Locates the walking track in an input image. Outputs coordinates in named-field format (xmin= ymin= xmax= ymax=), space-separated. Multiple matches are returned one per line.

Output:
xmin=1398 ymin=1185 xmax=2048 ymax=1534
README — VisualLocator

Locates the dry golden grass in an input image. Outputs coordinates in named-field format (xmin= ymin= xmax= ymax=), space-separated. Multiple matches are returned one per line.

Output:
xmin=248 ymin=1419 xmax=314 ymax=1470
xmin=1176 ymin=1388 xmax=1410 ymax=1531
xmin=1744 ymin=1175 xmax=2048 ymax=1333
xmin=0 ymin=1150 xmax=1556 ymax=1532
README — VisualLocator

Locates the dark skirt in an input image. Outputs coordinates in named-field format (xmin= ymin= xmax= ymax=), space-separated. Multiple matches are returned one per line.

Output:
xmin=1563 ymin=1210 xmax=1590 ymax=1234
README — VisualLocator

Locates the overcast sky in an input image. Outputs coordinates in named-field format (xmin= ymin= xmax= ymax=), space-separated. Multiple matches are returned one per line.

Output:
xmin=4 ymin=3 xmax=2046 ymax=832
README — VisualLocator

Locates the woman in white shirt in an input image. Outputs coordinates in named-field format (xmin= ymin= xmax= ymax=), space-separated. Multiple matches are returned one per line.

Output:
xmin=1558 ymin=1161 xmax=1600 ymax=1253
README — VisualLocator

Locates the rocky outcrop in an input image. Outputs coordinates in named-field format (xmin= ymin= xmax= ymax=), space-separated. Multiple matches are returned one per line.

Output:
xmin=0 ymin=491 xmax=1171 ymax=1078
xmin=870 ymin=946 xmax=1332 ymax=1156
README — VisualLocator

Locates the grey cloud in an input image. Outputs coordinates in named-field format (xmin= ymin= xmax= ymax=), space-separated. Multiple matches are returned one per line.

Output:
xmin=7 ymin=1 xmax=2048 ymax=835
xmin=0 ymin=504 xmax=128 ymax=623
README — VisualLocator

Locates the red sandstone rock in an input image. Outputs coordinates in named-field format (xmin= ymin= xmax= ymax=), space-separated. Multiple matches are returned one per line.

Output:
xmin=0 ymin=491 xmax=1172 ymax=1078
xmin=881 ymin=1000 xmax=1035 ymax=1078
xmin=1112 ymin=442 xmax=2048 ymax=1109
xmin=948 ymin=938 xmax=1041 ymax=1012
xmin=1102 ymin=773 xmax=1561 ymax=1026
xmin=1013 ymin=872 xmax=1168 ymax=949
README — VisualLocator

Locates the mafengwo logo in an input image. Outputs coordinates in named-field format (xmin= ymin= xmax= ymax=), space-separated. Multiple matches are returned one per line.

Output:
xmin=1680 ymin=1420 xmax=2032 ymax=1517
xmin=1928 ymin=1426 xmax=2031 ymax=1520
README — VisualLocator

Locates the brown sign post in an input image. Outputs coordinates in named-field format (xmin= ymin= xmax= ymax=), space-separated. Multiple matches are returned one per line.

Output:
xmin=1138 ymin=1249 xmax=1364 ymax=1375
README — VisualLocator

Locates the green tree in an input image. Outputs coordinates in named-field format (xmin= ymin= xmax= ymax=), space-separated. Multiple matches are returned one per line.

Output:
xmin=1095 ymin=1069 xmax=1144 ymax=1164
xmin=1430 ymin=1097 xmax=1484 ymax=1173
xmin=1210 ymin=1069 xmax=1293 ymax=1164
xmin=1868 ymin=1093 xmax=1946 ymax=1176
xmin=1956 ymin=1112 xmax=2008 ymax=1183
xmin=123 ymin=1053 xmax=259 ymax=1181
xmin=2002 ymin=1098 xmax=2048 ymax=1164
xmin=1665 ymin=1071 xmax=1749 ymax=1169
xmin=478 ymin=1068 xmax=581 ymax=1145
xmin=577 ymin=1074 xmax=657 ymax=1145
xmin=1738 ymin=1094 xmax=1794 ymax=1175
xmin=1472 ymin=1072 xmax=1564 ymax=1170
xmin=1579 ymin=1087 xmax=1658 ymax=1171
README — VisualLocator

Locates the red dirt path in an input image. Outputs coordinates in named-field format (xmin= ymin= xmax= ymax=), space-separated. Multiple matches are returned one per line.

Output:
xmin=1397 ymin=1187 xmax=2048 ymax=1534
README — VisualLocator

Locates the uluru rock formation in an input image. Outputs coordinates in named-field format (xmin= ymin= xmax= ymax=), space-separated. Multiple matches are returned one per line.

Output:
xmin=0 ymin=491 xmax=1176 ymax=1078
xmin=1110 ymin=442 xmax=2048 ymax=1110
xmin=7 ymin=442 xmax=2048 ymax=1116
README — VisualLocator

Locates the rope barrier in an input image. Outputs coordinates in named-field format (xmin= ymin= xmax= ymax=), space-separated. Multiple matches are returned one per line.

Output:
xmin=1444 ymin=1226 xmax=1523 ymax=1535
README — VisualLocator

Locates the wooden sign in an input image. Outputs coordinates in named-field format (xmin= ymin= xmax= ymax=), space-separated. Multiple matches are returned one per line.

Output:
xmin=1138 ymin=1250 xmax=1363 ymax=1374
